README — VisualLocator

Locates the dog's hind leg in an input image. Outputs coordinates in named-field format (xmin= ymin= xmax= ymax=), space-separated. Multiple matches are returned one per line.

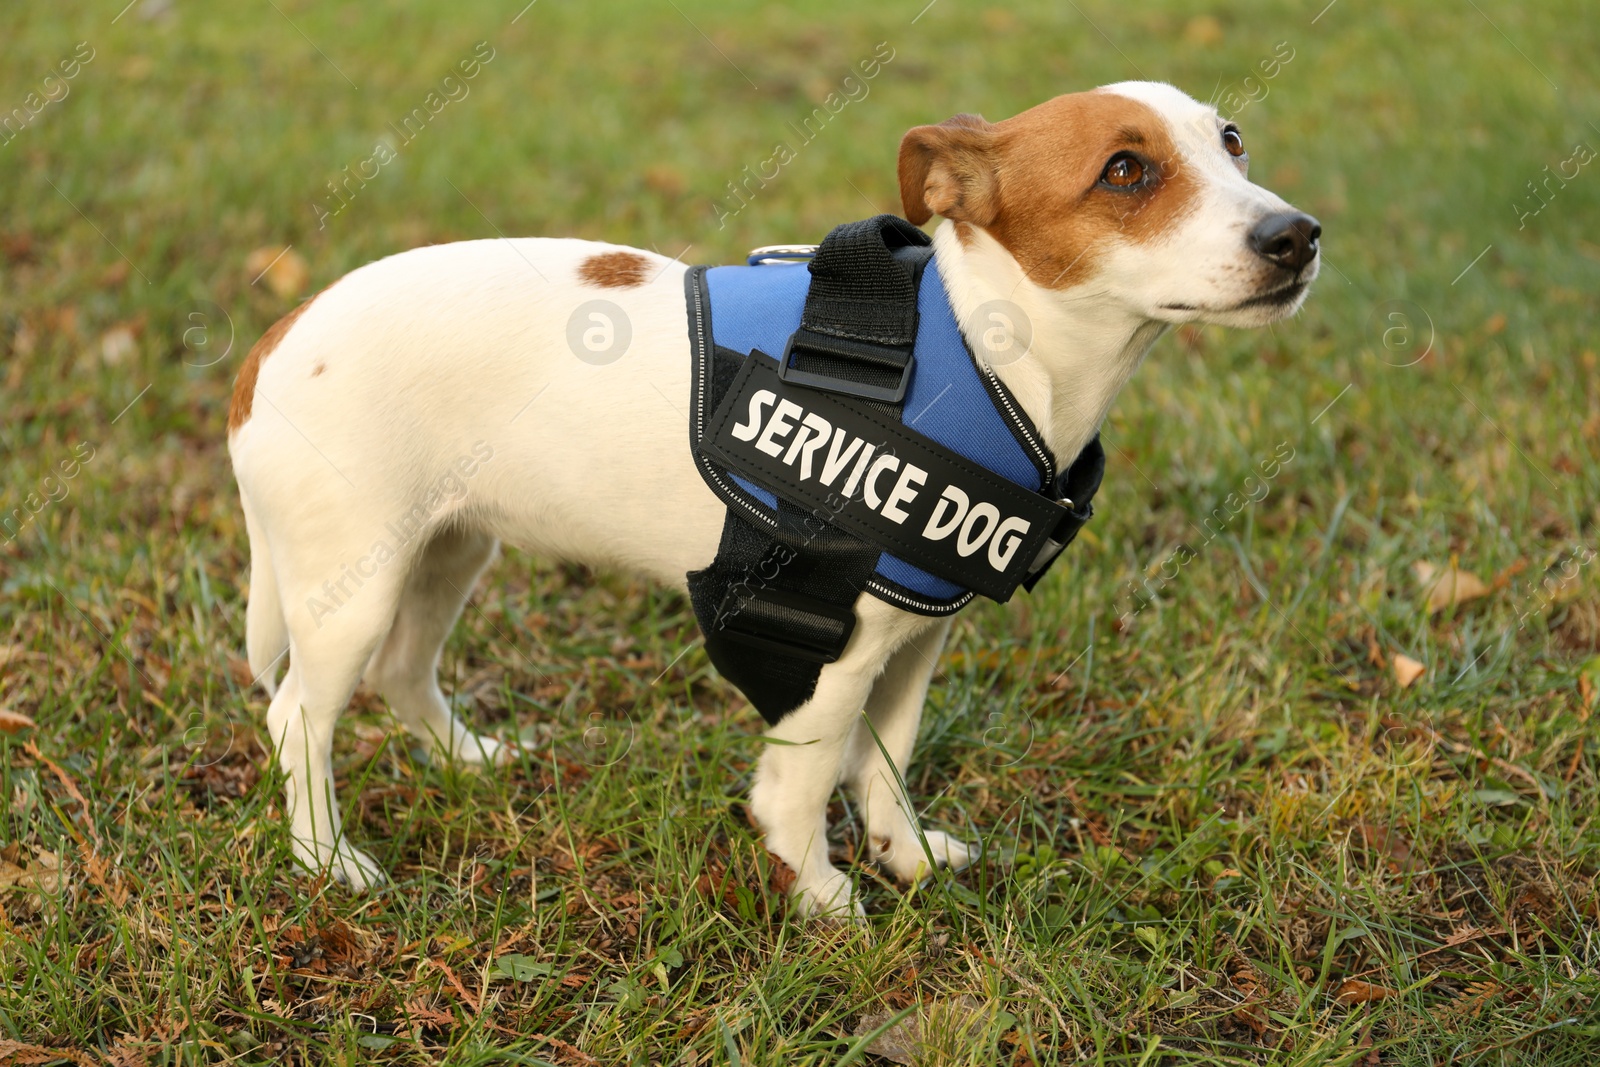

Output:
xmin=842 ymin=617 xmax=972 ymax=883
xmin=364 ymin=526 xmax=508 ymax=767
xmin=266 ymin=558 xmax=408 ymax=891
xmin=239 ymin=487 xmax=288 ymax=696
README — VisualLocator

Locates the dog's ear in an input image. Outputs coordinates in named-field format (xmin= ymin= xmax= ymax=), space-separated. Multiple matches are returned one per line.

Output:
xmin=897 ymin=114 xmax=1000 ymax=227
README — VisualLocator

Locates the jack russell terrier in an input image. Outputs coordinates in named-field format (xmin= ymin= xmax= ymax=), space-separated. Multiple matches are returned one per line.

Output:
xmin=228 ymin=81 xmax=1319 ymax=918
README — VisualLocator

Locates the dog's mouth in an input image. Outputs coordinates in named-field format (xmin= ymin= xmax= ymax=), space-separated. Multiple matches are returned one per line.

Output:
xmin=1230 ymin=280 xmax=1308 ymax=310
xmin=1162 ymin=280 xmax=1308 ymax=315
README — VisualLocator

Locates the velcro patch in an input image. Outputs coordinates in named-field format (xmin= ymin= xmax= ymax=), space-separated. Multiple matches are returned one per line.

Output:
xmin=698 ymin=353 xmax=1071 ymax=602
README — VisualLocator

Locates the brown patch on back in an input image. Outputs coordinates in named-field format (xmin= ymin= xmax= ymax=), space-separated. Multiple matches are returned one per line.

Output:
xmin=577 ymin=251 xmax=651 ymax=288
xmin=898 ymin=91 xmax=1201 ymax=289
xmin=227 ymin=295 xmax=319 ymax=434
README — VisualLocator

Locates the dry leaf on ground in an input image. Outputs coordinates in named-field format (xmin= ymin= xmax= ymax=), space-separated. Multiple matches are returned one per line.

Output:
xmin=0 ymin=846 xmax=65 ymax=917
xmin=1393 ymin=654 xmax=1426 ymax=688
xmin=100 ymin=324 xmax=139 ymax=366
xmin=1413 ymin=561 xmax=1491 ymax=613
xmin=0 ymin=708 xmax=36 ymax=734
xmin=1336 ymin=979 xmax=1399 ymax=1005
xmin=0 ymin=1041 xmax=100 ymax=1067
xmin=246 ymin=245 xmax=310 ymax=299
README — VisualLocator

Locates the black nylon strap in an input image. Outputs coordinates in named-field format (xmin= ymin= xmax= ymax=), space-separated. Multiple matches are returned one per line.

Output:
xmin=798 ymin=215 xmax=929 ymax=346
xmin=700 ymin=353 xmax=1076 ymax=602
xmin=1021 ymin=434 xmax=1105 ymax=592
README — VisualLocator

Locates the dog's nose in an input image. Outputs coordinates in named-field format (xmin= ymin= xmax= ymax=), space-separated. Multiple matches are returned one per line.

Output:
xmin=1247 ymin=211 xmax=1321 ymax=273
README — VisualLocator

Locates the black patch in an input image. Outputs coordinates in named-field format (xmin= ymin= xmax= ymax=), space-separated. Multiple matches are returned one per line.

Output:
xmin=700 ymin=353 xmax=1073 ymax=603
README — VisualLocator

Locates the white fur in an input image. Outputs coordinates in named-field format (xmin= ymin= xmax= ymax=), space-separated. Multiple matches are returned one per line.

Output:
xmin=229 ymin=82 xmax=1317 ymax=916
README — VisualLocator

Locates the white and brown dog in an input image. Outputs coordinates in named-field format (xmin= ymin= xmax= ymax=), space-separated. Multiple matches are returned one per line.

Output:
xmin=229 ymin=82 xmax=1318 ymax=918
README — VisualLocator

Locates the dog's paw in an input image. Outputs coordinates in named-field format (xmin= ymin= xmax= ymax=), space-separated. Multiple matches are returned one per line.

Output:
xmin=874 ymin=829 xmax=976 ymax=884
xmin=450 ymin=731 xmax=513 ymax=769
xmin=293 ymin=839 xmax=386 ymax=892
xmin=791 ymin=868 xmax=865 ymax=924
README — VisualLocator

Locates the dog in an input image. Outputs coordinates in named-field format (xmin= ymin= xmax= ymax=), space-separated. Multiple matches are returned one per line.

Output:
xmin=228 ymin=81 xmax=1319 ymax=918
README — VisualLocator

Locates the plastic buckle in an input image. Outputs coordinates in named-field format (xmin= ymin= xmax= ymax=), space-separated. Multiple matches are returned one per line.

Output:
xmin=777 ymin=329 xmax=915 ymax=405
xmin=714 ymin=586 xmax=856 ymax=663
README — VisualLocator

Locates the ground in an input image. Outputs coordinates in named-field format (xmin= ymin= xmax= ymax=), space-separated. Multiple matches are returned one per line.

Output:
xmin=1 ymin=1 xmax=1598 ymax=1064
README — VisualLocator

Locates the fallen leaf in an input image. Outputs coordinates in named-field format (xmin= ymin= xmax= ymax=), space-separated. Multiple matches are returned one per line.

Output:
xmin=0 ymin=1041 xmax=99 ymax=1067
xmin=246 ymin=245 xmax=310 ymax=300
xmin=981 ymin=8 xmax=1018 ymax=32
xmin=1229 ymin=960 xmax=1269 ymax=1035
xmin=1 ymin=233 xmax=36 ymax=263
xmin=1413 ymin=560 xmax=1491 ymax=613
xmin=1336 ymin=979 xmax=1398 ymax=1005
xmin=399 ymin=996 xmax=455 ymax=1030
xmin=1356 ymin=821 xmax=1414 ymax=871
xmin=1183 ymin=15 xmax=1224 ymax=45
xmin=0 ymin=708 xmax=36 ymax=734
xmin=1578 ymin=656 xmax=1600 ymax=710
xmin=1392 ymin=654 xmax=1425 ymax=688
xmin=100 ymin=324 xmax=139 ymax=366
xmin=642 ymin=164 xmax=686 ymax=198
xmin=0 ymin=847 xmax=65 ymax=917
xmin=1444 ymin=979 xmax=1501 ymax=1018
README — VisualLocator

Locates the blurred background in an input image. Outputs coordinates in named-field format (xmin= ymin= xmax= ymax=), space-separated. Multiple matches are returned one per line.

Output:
xmin=1 ymin=1 xmax=1597 ymax=1062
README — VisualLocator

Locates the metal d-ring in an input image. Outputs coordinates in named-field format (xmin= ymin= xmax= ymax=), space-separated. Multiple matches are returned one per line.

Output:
xmin=746 ymin=244 xmax=819 ymax=266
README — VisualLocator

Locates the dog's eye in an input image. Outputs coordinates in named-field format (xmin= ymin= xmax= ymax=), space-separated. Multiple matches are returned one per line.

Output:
xmin=1223 ymin=125 xmax=1246 ymax=158
xmin=1100 ymin=154 xmax=1145 ymax=188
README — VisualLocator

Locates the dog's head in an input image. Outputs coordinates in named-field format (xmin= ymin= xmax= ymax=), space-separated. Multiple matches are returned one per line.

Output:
xmin=898 ymin=81 xmax=1319 ymax=328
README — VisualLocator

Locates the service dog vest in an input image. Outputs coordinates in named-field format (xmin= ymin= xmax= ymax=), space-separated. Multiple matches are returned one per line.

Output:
xmin=683 ymin=216 xmax=1104 ymax=723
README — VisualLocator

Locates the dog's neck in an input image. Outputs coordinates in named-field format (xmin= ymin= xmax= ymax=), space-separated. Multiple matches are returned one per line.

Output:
xmin=933 ymin=221 xmax=1167 ymax=468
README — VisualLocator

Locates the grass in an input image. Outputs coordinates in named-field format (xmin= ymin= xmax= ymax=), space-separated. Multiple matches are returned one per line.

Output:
xmin=2 ymin=0 xmax=1598 ymax=1062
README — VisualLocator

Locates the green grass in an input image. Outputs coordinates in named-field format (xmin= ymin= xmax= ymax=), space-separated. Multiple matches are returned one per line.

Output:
xmin=2 ymin=0 xmax=1598 ymax=1063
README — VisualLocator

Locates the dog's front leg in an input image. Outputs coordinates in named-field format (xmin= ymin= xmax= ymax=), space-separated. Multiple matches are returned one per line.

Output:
xmin=747 ymin=651 xmax=881 ymax=921
xmin=842 ymin=617 xmax=973 ymax=883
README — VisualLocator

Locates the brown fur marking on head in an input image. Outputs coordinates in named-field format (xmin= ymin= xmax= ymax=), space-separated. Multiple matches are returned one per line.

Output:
xmin=577 ymin=251 xmax=652 ymax=288
xmin=899 ymin=91 xmax=1201 ymax=289
xmin=227 ymin=295 xmax=319 ymax=434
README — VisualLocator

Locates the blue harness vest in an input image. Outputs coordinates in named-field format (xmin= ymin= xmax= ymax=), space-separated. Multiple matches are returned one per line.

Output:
xmin=690 ymin=256 xmax=1055 ymax=614
xmin=682 ymin=216 xmax=1104 ymax=724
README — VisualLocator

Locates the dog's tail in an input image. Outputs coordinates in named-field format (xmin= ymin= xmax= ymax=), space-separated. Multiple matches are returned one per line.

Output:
xmin=239 ymin=487 xmax=288 ymax=697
